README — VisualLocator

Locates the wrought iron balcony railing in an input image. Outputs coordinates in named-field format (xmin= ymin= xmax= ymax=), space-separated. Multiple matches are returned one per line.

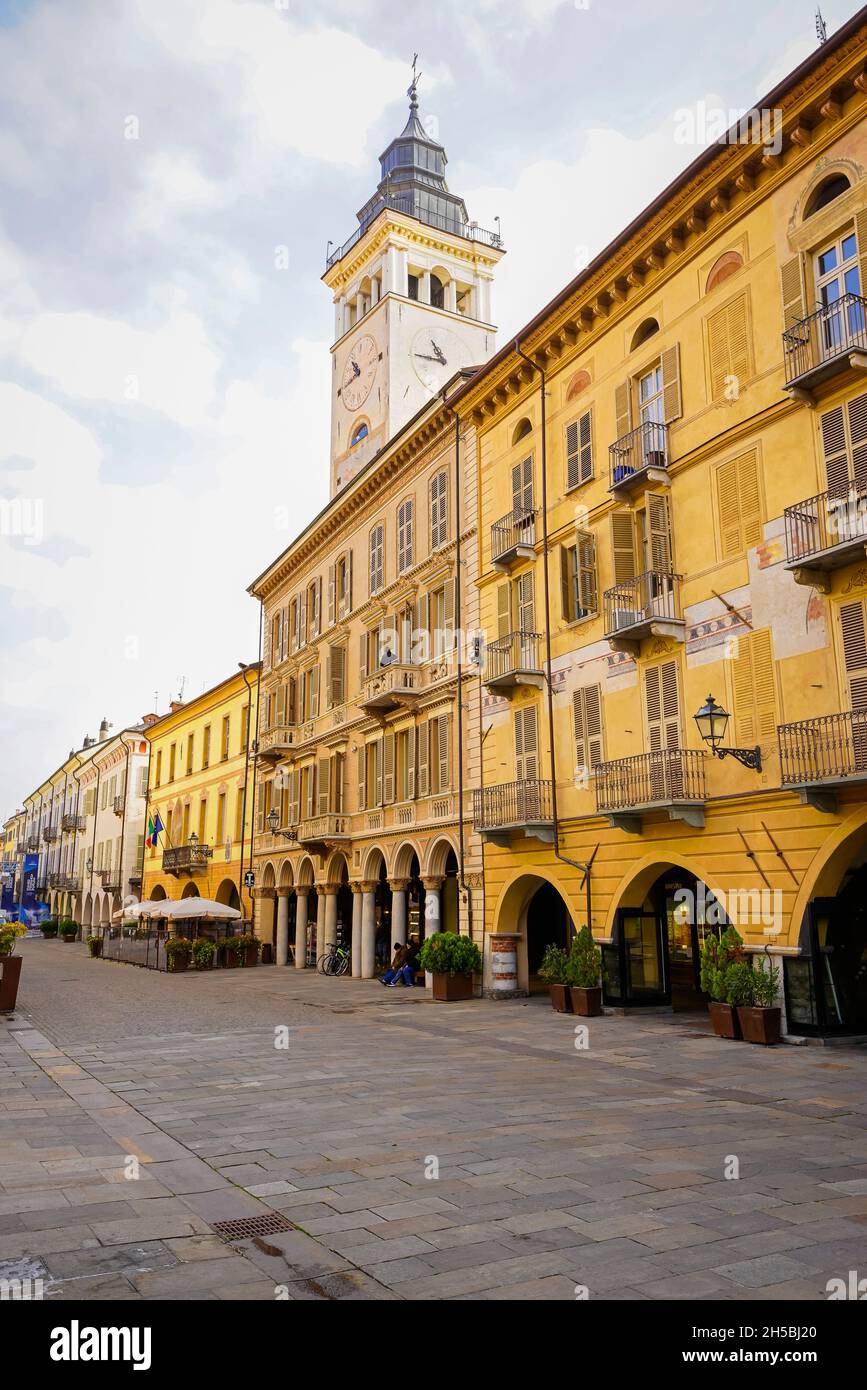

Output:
xmin=327 ymin=196 xmax=502 ymax=271
xmin=779 ymin=710 xmax=867 ymax=787
xmin=61 ymin=813 xmax=85 ymax=833
xmin=484 ymin=631 xmax=544 ymax=690
xmin=359 ymin=662 xmax=422 ymax=713
xmin=491 ymin=508 xmax=538 ymax=569
xmin=65 ymin=875 xmax=81 ymax=892
xmin=783 ymin=293 xmax=867 ymax=389
xmin=48 ymin=871 xmax=65 ymax=889
xmin=98 ymin=872 xmax=121 ymax=893
xmin=25 ymin=836 xmax=40 ymax=852
xmin=473 ymin=779 xmax=554 ymax=835
xmin=42 ymin=824 xmax=58 ymax=843
xmin=596 ymin=749 xmax=706 ymax=815
xmin=603 ymin=570 xmax=684 ymax=641
xmin=784 ymin=485 xmax=867 ymax=572
xmin=162 ymin=844 xmax=213 ymax=876
xmin=113 ymin=796 xmax=124 ymax=816
xmin=609 ymin=420 xmax=669 ymax=492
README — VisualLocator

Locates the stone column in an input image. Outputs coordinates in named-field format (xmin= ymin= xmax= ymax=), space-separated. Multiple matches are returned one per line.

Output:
xmin=351 ymin=883 xmax=363 ymax=978
xmin=355 ymin=290 xmax=365 ymax=321
xmin=361 ymin=882 xmax=377 ymax=979
xmin=445 ymin=279 xmax=457 ymax=313
xmin=396 ymin=248 xmax=409 ymax=297
xmin=276 ymin=889 xmax=291 ymax=967
xmin=323 ymin=886 xmax=339 ymax=951
xmin=294 ymin=888 xmax=309 ymax=969
xmin=389 ymin=879 xmax=409 ymax=948
xmin=252 ymin=887 xmax=276 ymax=949
xmin=422 ymin=876 xmax=443 ymax=989
xmin=419 ymin=269 xmax=431 ymax=304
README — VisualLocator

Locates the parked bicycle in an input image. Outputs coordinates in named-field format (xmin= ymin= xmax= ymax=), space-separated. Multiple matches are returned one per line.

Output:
xmin=317 ymin=943 xmax=351 ymax=976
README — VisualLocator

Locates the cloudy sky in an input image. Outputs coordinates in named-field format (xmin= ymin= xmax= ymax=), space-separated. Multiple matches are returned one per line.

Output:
xmin=0 ymin=0 xmax=857 ymax=814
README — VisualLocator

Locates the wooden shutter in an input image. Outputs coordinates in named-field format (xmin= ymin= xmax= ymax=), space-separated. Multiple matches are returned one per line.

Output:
xmin=330 ymin=646 xmax=345 ymax=707
xmin=515 ymin=705 xmax=539 ymax=780
xmin=443 ymin=576 xmax=456 ymax=648
xmin=717 ymin=452 xmax=763 ymax=557
xmin=398 ymin=499 xmax=413 ymax=572
xmin=345 ymin=550 xmax=353 ymax=616
xmin=517 ymin=570 xmax=535 ymax=630
xmin=661 ymin=344 xmax=682 ymax=422
xmin=418 ymin=721 xmax=430 ymax=797
xmin=497 ymin=582 xmax=512 ymax=637
xmin=430 ymin=471 xmax=448 ymax=548
xmin=327 ymin=564 xmax=336 ymax=626
xmin=374 ymin=739 xmax=383 ymax=805
xmin=407 ymin=725 xmax=417 ymax=800
xmin=566 ymin=410 xmax=593 ymax=488
xmin=317 ymin=758 xmax=330 ymax=814
xmin=573 ymin=685 xmax=604 ymax=770
xmin=305 ymin=766 xmax=315 ymax=819
xmin=512 ymin=456 xmax=533 ymax=516
xmin=437 ymin=715 xmax=450 ymax=792
xmin=287 ymin=675 xmax=296 ymax=724
xmin=256 ymin=782 xmax=266 ymax=834
xmin=707 ymin=294 xmax=752 ymax=400
xmin=647 ymin=493 xmax=672 ymax=572
xmin=780 ymin=255 xmax=806 ymax=328
xmin=560 ymin=547 xmax=574 ymax=623
xmin=413 ymin=594 xmax=428 ymax=661
xmin=732 ymin=629 xmax=777 ymax=744
xmin=840 ymin=601 xmax=867 ymax=710
xmin=357 ymin=746 xmax=367 ymax=810
xmin=577 ymin=531 xmax=597 ymax=614
xmin=820 ymin=395 xmax=867 ymax=497
xmin=288 ymin=769 xmax=300 ymax=825
xmin=645 ymin=661 xmax=680 ymax=749
xmin=614 ymin=380 xmax=632 ymax=439
xmin=384 ymin=732 xmax=395 ymax=804
xmin=359 ymin=631 xmax=368 ymax=682
xmin=611 ymin=512 xmax=636 ymax=584
xmin=275 ymin=684 xmax=286 ymax=725
xmin=310 ymin=663 xmax=320 ymax=718
xmin=849 ymin=392 xmax=867 ymax=491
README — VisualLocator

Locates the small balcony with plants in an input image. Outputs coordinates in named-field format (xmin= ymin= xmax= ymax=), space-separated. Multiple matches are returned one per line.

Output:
xmin=609 ymin=420 xmax=670 ymax=496
xmin=783 ymin=293 xmax=867 ymax=398
xmin=603 ymin=570 xmax=684 ymax=654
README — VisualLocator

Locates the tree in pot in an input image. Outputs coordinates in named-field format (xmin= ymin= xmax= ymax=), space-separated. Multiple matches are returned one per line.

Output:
xmin=41 ymin=917 xmax=58 ymax=939
xmin=0 ymin=924 xmax=26 ymax=957
xmin=699 ymin=926 xmax=744 ymax=1039
xmin=418 ymin=931 xmax=481 ymax=1001
xmin=235 ymin=933 xmax=262 ymax=968
xmin=59 ymin=921 xmax=79 ymax=944
xmin=566 ymin=926 xmax=603 ymax=1016
xmin=86 ymin=935 xmax=102 ymax=958
xmin=216 ymin=936 xmax=239 ymax=968
xmin=192 ymin=939 xmax=216 ymax=971
xmin=732 ymin=956 xmax=782 ymax=1046
xmin=539 ymin=943 xmax=572 ymax=1014
xmin=166 ymin=938 xmax=193 ymax=973
xmin=0 ymin=924 xmax=26 ymax=1012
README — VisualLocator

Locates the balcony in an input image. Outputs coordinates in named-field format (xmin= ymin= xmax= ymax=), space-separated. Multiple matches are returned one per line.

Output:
xmin=163 ymin=843 xmax=213 ymax=877
xmin=326 ymin=194 xmax=502 ymax=271
xmin=783 ymin=486 xmax=867 ymax=590
xmin=113 ymin=796 xmax=124 ymax=816
xmin=596 ymin=748 xmax=707 ymax=832
xmin=61 ymin=814 xmax=84 ymax=833
xmin=48 ymin=871 xmax=65 ymax=889
xmin=296 ymin=814 xmax=351 ymax=852
xmin=25 ymin=836 xmax=39 ymax=852
xmin=609 ymin=421 xmax=670 ymax=496
xmin=65 ymin=875 xmax=81 ymax=892
xmin=42 ymin=824 xmax=58 ymax=843
xmin=258 ymin=723 xmax=296 ymax=762
xmin=484 ymin=631 xmax=545 ymax=692
xmin=98 ymin=871 xmax=121 ymax=893
xmin=491 ymin=508 xmax=538 ymax=571
xmin=783 ymin=293 xmax=867 ymax=399
xmin=359 ymin=662 xmax=422 ymax=714
xmin=778 ymin=710 xmax=867 ymax=812
xmin=603 ymin=571 xmax=684 ymax=654
xmin=473 ymin=779 xmax=554 ymax=846
xmin=35 ymin=876 xmax=48 ymax=895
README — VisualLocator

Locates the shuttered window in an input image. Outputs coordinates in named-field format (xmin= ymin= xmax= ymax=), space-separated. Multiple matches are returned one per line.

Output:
xmin=560 ymin=533 xmax=597 ymax=621
xmin=780 ymin=255 xmax=806 ymax=328
xmin=427 ymin=715 xmax=451 ymax=793
xmin=646 ymin=493 xmax=672 ymax=573
xmin=661 ymin=344 xmax=682 ymax=422
xmin=398 ymin=498 xmax=414 ymax=573
xmin=430 ymin=471 xmax=448 ymax=549
xmin=716 ymin=451 xmax=763 ymax=557
xmin=327 ymin=645 xmax=346 ymax=708
xmin=732 ymin=628 xmax=777 ymax=745
xmin=512 ymin=456 xmax=533 ymax=517
xmin=840 ymin=600 xmax=867 ymax=711
xmin=317 ymin=758 xmax=330 ymax=814
xmin=516 ymin=570 xmax=535 ymax=632
xmin=418 ymin=721 xmax=430 ymax=798
xmin=611 ymin=512 xmax=636 ymax=584
xmin=573 ymin=686 xmax=603 ymax=772
xmin=820 ymin=393 xmax=867 ymax=497
xmin=614 ymin=380 xmax=632 ymax=439
xmin=369 ymin=524 xmax=384 ymax=595
xmin=644 ymin=660 xmax=680 ymax=750
xmin=706 ymin=293 xmax=753 ymax=401
xmin=514 ymin=705 xmax=539 ymax=780
xmin=566 ymin=410 xmax=593 ymax=488
xmin=383 ymin=732 xmax=396 ymax=804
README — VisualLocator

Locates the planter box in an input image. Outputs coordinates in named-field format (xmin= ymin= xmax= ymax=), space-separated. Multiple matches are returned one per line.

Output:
xmin=431 ymin=972 xmax=473 ymax=1002
xmin=737 ymin=1006 xmax=781 ymax=1046
xmin=41 ymin=928 xmax=58 ymax=939
xmin=88 ymin=941 xmax=102 ymax=959
xmin=243 ymin=946 xmax=259 ymax=968
xmin=221 ymin=952 xmax=240 ymax=969
xmin=548 ymin=984 xmax=573 ymax=1014
xmin=167 ymin=955 xmax=189 ymax=974
xmin=0 ymin=955 xmax=22 ymax=1012
xmin=708 ymin=1001 xmax=741 ymax=1039
xmin=570 ymin=985 xmax=602 ymax=1017
xmin=61 ymin=935 xmax=78 ymax=945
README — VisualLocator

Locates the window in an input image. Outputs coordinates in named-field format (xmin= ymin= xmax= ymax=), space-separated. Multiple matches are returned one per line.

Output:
xmin=234 ymin=791 xmax=244 ymax=842
xmin=289 ymin=597 xmax=299 ymax=652
xmin=840 ymin=599 xmax=867 ymax=715
xmin=202 ymin=726 xmax=211 ymax=770
xmin=327 ymin=645 xmax=346 ymax=708
xmin=137 ymin=767 xmax=147 ymax=797
xmin=350 ymin=421 xmax=369 ymax=448
xmin=430 ymin=471 xmax=448 ymax=549
xmin=300 ymin=663 xmax=320 ymax=721
xmin=307 ymin=578 xmax=322 ymax=639
xmin=397 ymin=497 xmax=414 ymax=572
xmin=221 ymin=716 xmax=231 ymax=761
xmin=511 ymin=456 xmax=533 ymax=517
xmin=705 ymin=250 xmax=744 ymax=293
xmin=186 ymin=735 xmax=194 ymax=776
xmin=820 ymin=394 xmax=867 ymax=497
xmin=216 ymin=793 xmax=227 ymax=845
xmin=639 ymin=363 xmax=664 ymax=428
xmin=397 ymin=728 xmax=414 ymax=801
xmin=573 ymin=686 xmax=603 ymax=774
xmin=430 ymin=274 xmax=444 ymax=309
xmin=512 ymin=418 xmax=532 ymax=444
xmin=644 ymin=661 xmax=681 ymax=750
xmin=408 ymin=274 xmax=419 ymax=301
xmin=369 ymin=523 xmax=384 ymax=595
xmin=560 ymin=532 xmax=597 ymax=621
xmin=168 ymin=744 xmax=176 ymax=782
xmin=706 ymin=293 xmax=752 ymax=401
xmin=240 ymin=705 xmax=249 ymax=754
xmin=716 ymin=451 xmax=762 ymax=557
xmin=566 ymin=410 xmax=593 ymax=488
xmin=631 ymin=318 xmax=659 ymax=350
xmin=732 ymin=629 xmax=777 ymax=745
xmin=805 ymin=173 xmax=851 ymax=218
xmin=197 ymin=797 xmax=207 ymax=843
xmin=155 ymin=751 xmax=162 ymax=788
xmin=514 ymin=706 xmax=539 ymax=780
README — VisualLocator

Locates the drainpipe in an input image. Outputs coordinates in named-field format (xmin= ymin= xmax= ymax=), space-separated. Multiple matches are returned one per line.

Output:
xmin=513 ymin=340 xmax=593 ymax=935
xmin=89 ymin=765 xmax=101 ymax=907
xmin=440 ymin=389 xmax=472 ymax=939
xmin=239 ymin=629 xmax=261 ymax=920
xmin=118 ymin=732 xmax=137 ymax=904
xmin=70 ymin=755 xmax=85 ymax=915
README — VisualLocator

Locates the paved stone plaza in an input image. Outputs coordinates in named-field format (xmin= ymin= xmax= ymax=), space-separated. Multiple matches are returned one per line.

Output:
xmin=2 ymin=937 xmax=867 ymax=1301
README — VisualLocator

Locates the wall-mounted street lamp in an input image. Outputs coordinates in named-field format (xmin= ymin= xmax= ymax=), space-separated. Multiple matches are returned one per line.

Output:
xmin=266 ymin=809 xmax=297 ymax=842
xmin=188 ymin=832 xmax=198 ymax=846
xmin=693 ymin=693 xmax=762 ymax=772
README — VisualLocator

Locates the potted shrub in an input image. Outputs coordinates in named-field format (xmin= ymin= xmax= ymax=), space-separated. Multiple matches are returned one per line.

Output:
xmin=418 ymin=931 xmax=481 ymax=1001
xmin=86 ymin=935 xmax=102 ymax=958
xmin=700 ymin=927 xmax=743 ymax=1039
xmin=59 ymin=921 xmax=78 ymax=944
xmin=166 ymin=937 xmax=193 ymax=973
xmin=236 ymin=933 xmax=262 ymax=968
xmin=0 ymin=923 xmax=26 ymax=957
xmin=736 ymin=957 xmax=782 ymax=1046
xmin=539 ymin=943 xmax=572 ymax=1013
xmin=218 ymin=935 xmax=240 ymax=969
xmin=566 ymin=926 xmax=603 ymax=1017
xmin=192 ymin=938 xmax=216 ymax=971
xmin=41 ymin=917 xmax=58 ymax=939
xmin=0 ymin=923 xmax=26 ymax=1012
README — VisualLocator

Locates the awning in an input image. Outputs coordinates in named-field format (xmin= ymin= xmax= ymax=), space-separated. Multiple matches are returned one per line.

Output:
xmin=112 ymin=899 xmax=243 ymax=924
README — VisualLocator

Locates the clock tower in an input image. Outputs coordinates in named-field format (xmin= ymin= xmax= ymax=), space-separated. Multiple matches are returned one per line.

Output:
xmin=323 ymin=72 xmax=505 ymax=495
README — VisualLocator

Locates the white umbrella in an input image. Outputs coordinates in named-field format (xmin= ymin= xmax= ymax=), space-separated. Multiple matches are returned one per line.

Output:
xmin=111 ymin=900 xmax=163 ymax=923
xmin=135 ymin=899 xmax=243 ymax=922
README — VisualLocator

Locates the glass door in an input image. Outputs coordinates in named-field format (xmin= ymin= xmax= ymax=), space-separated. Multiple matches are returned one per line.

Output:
xmin=815 ymin=231 xmax=863 ymax=356
xmin=622 ymin=909 xmax=668 ymax=1004
xmin=638 ymin=365 xmax=664 ymax=467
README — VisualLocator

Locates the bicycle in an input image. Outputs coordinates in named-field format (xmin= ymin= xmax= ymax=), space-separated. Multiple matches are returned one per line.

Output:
xmin=317 ymin=943 xmax=351 ymax=977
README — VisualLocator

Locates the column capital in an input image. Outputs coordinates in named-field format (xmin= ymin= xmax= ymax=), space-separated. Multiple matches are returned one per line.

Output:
xmin=389 ymin=878 xmax=410 ymax=892
xmin=350 ymin=881 xmax=364 ymax=895
xmin=421 ymin=876 xmax=443 ymax=891
xmin=276 ymin=886 xmax=294 ymax=898
xmin=319 ymin=883 xmax=340 ymax=896
xmin=252 ymin=887 xmax=276 ymax=901
xmin=295 ymin=884 xmax=312 ymax=898
xmin=360 ymin=880 xmax=379 ymax=894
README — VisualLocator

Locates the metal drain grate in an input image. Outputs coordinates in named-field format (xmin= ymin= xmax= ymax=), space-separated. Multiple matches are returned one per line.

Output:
xmin=212 ymin=1213 xmax=295 ymax=1243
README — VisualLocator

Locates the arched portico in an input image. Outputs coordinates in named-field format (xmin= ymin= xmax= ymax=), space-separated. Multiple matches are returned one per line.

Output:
xmin=491 ymin=870 xmax=575 ymax=995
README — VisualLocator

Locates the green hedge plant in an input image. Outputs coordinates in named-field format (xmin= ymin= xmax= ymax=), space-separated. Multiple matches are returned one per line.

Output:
xmin=699 ymin=926 xmax=744 ymax=1002
xmin=59 ymin=921 xmax=78 ymax=940
xmin=538 ymin=943 xmax=569 ymax=986
xmin=166 ymin=938 xmax=193 ymax=967
xmin=418 ymin=931 xmax=481 ymax=978
xmin=751 ymin=957 xmax=781 ymax=1009
xmin=192 ymin=939 xmax=216 ymax=970
xmin=566 ymin=926 xmax=602 ymax=988
xmin=725 ymin=961 xmax=756 ymax=1008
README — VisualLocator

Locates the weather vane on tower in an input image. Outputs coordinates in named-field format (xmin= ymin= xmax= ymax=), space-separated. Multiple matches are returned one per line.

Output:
xmin=408 ymin=52 xmax=421 ymax=107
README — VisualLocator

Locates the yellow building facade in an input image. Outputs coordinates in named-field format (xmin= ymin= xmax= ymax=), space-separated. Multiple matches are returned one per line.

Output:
xmin=141 ymin=669 xmax=259 ymax=920
xmin=454 ymin=18 xmax=867 ymax=1037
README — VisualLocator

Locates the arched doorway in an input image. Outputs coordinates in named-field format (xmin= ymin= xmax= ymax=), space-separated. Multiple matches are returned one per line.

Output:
xmin=215 ymin=878 xmax=241 ymax=911
xmin=442 ymin=849 xmax=459 ymax=933
xmin=787 ymin=830 xmax=867 ymax=1036
xmin=527 ymin=881 xmax=572 ymax=992
xmin=151 ymin=884 xmax=167 ymax=902
xmin=605 ymin=867 xmax=726 ymax=1012
xmin=363 ymin=849 xmax=392 ymax=972
xmin=181 ymin=882 xmax=200 ymax=900
xmin=327 ymin=854 xmax=353 ymax=951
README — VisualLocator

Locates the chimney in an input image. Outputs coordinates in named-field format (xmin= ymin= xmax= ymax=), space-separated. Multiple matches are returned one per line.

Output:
xmin=141 ymin=714 xmax=159 ymax=727
xmin=170 ymin=701 xmax=184 ymax=713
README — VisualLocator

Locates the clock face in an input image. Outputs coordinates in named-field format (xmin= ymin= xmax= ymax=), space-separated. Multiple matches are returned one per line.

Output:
xmin=411 ymin=327 xmax=473 ymax=393
xmin=342 ymin=334 xmax=378 ymax=412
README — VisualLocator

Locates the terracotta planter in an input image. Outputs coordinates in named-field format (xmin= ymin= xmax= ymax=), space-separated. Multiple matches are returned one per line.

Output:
xmin=431 ymin=972 xmax=473 ymax=1002
xmin=88 ymin=941 xmax=102 ymax=959
xmin=61 ymin=934 xmax=78 ymax=945
xmin=548 ymin=984 xmax=573 ymax=1014
xmin=0 ymin=954 xmax=23 ymax=1012
xmin=737 ymin=1006 xmax=781 ymax=1046
xmin=168 ymin=955 xmax=189 ymax=973
xmin=570 ymin=985 xmax=602 ymax=1017
xmin=41 ymin=928 xmax=58 ymax=939
xmin=708 ymin=1001 xmax=742 ymax=1039
xmin=221 ymin=951 xmax=239 ymax=969
xmin=243 ymin=946 xmax=259 ymax=968
xmin=261 ymin=944 xmax=273 ymax=965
